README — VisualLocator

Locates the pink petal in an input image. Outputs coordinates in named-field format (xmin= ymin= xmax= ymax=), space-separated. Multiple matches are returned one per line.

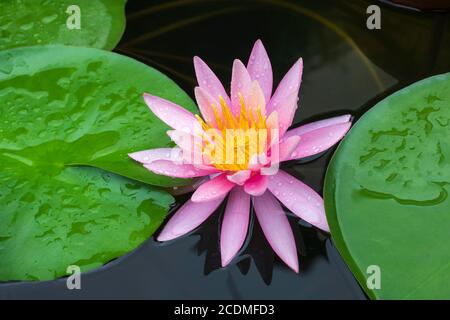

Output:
xmin=276 ymin=91 xmax=299 ymax=136
xmin=144 ymin=160 xmax=216 ymax=178
xmin=226 ymin=170 xmax=251 ymax=185
xmin=143 ymin=93 xmax=200 ymax=134
xmin=193 ymin=56 xmax=231 ymax=106
xmin=284 ymin=122 xmax=352 ymax=161
xmin=157 ymin=196 xmax=225 ymax=241
xmin=247 ymin=80 xmax=266 ymax=116
xmin=167 ymin=130 xmax=194 ymax=151
xmin=266 ymin=110 xmax=278 ymax=130
xmin=266 ymin=111 xmax=279 ymax=147
xmin=220 ymin=187 xmax=250 ymax=266
xmin=244 ymin=174 xmax=268 ymax=196
xmin=166 ymin=130 xmax=202 ymax=164
xmin=248 ymin=152 xmax=268 ymax=171
xmin=230 ymin=59 xmax=252 ymax=115
xmin=258 ymin=135 xmax=299 ymax=176
xmin=284 ymin=114 xmax=352 ymax=138
xmin=128 ymin=148 xmax=182 ymax=164
xmin=247 ymin=39 xmax=273 ymax=103
xmin=253 ymin=191 xmax=299 ymax=273
xmin=191 ymin=173 xmax=235 ymax=202
xmin=194 ymin=86 xmax=221 ymax=127
xmin=258 ymin=111 xmax=281 ymax=172
xmin=267 ymin=58 xmax=303 ymax=115
xmin=277 ymin=135 xmax=301 ymax=163
xmin=267 ymin=170 xmax=329 ymax=232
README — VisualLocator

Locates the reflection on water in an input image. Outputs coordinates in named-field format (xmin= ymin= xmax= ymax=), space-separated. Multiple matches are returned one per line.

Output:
xmin=1 ymin=0 xmax=449 ymax=299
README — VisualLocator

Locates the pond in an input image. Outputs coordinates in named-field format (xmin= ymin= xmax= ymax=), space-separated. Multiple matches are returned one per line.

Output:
xmin=0 ymin=0 xmax=449 ymax=299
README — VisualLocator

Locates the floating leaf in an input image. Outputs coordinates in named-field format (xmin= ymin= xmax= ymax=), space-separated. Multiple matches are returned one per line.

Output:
xmin=0 ymin=45 xmax=197 ymax=187
xmin=0 ymin=45 xmax=199 ymax=281
xmin=0 ymin=167 xmax=172 ymax=281
xmin=0 ymin=0 xmax=127 ymax=51
xmin=325 ymin=73 xmax=450 ymax=299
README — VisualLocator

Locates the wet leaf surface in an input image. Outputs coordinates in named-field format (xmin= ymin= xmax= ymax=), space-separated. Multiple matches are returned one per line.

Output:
xmin=0 ymin=45 xmax=199 ymax=280
xmin=325 ymin=73 xmax=450 ymax=299
xmin=0 ymin=0 xmax=127 ymax=51
xmin=0 ymin=166 xmax=172 ymax=281
xmin=0 ymin=45 xmax=197 ymax=187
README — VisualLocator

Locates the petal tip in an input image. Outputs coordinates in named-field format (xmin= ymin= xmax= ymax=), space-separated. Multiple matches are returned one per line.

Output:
xmin=142 ymin=92 xmax=153 ymax=101
xmin=143 ymin=93 xmax=156 ymax=108
xmin=319 ymin=220 xmax=330 ymax=233
xmin=282 ymin=253 xmax=299 ymax=273
xmin=193 ymin=55 xmax=202 ymax=64
xmin=220 ymin=252 xmax=234 ymax=268
xmin=252 ymin=39 xmax=265 ymax=52
xmin=193 ymin=56 xmax=206 ymax=74
xmin=156 ymin=230 xmax=176 ymax=242
xmin=128 ymin=152 xmax=139 ymax=161
xmin=344 ymin=120 xmax=352 ymax=130
xmin=344 ymin=113 xmax=353 ymax=123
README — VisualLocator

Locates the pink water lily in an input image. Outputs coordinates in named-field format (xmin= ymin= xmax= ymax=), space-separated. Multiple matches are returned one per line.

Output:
xmin=129 ymin=40 xmax=351 ymax=272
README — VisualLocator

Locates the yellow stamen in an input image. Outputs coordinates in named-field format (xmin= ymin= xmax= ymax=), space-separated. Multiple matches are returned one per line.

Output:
xmin=196 ymin=92 xmax=268 ymax=171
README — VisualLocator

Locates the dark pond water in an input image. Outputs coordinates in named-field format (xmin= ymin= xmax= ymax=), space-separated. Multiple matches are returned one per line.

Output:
xmin=1 ymin=0 xmax=449 ymax=299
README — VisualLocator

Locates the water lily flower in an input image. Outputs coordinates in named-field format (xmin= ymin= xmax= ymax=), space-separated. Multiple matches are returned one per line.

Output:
xmin=129 ymin=40 xmax=351 ymax=272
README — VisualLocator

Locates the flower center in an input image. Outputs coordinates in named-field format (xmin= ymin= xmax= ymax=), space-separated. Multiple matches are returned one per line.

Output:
xmin=195 ymin=94 xmax=268 ymax=171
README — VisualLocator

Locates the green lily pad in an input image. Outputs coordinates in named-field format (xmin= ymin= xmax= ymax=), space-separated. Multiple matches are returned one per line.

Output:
xmin=325 ymin=73 xmax=450 ymax=299
xmin=0 ymin=45 xmax=198 ymax=281
xmin=0 ymin=0 xmax=126 ymax=51
xmin=0 ymin=166 xmax=172 ymax=281
xmin=0 ymin=45 xmax=197 ymax=187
